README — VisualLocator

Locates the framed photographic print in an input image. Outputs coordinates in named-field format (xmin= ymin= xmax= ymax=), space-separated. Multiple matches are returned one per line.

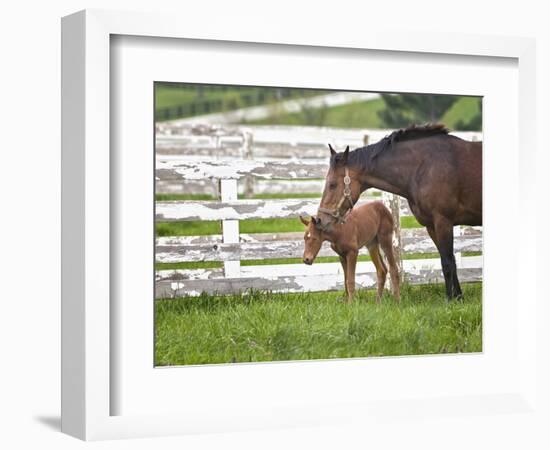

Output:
xmin=152 ymin=83 xmax=484 ymax=369
xmin=62 ymin=9 xmax=540 ymax=442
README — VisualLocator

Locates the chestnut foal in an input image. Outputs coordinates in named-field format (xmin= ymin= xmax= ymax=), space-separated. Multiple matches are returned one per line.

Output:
xmin=301 ymin=201 xmax=400 ymax=304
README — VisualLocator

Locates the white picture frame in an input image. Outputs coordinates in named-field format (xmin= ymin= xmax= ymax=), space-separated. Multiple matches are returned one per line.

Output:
xmin=61 ymin=9 xmax=539 ymax=441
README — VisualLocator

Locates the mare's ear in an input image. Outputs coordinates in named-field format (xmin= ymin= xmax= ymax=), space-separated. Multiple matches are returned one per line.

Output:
xmin=342 ymin=146 xmax=350 ymax=165
xmin=328 ymin=143 xmax=336 ymax=156
xmin=299 ymin=215 xmax=310 ymax=226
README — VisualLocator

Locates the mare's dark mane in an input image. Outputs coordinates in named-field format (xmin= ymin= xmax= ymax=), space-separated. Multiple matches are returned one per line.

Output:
xmin=330 ymin=123 xmax=450 ymax=169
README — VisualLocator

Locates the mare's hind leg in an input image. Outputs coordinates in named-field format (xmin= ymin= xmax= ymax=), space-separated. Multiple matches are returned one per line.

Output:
xmin=367 ymin=242 xmax=387 ymax=304
xmin=378 ymin=232 xmax=401 ymax=302
xmin=428 ymin=220 xmax=463 ymax=301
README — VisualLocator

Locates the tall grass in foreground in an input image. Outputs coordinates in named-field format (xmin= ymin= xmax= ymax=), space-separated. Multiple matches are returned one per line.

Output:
xmin=155 ymin=282 xmax=482 ymax=366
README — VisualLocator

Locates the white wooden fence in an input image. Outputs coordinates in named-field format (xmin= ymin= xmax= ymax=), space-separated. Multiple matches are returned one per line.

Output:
xmin=155 ymin=124 xmax=483 ymax=298
xmin=155 ymin=124 xmax=482 ymax=196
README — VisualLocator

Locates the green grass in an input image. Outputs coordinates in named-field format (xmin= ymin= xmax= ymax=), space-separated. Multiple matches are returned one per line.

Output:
xmin=244 ymin=95 xmax=481 ymax=130
xmin=246 ymin=98 xmax=386 ymax=128
xmin=155 ymin=193 xmax=216 ymax=202
xmin=155 ymin=282 xmax=482 ymax=366
xmin=156 ymin=218 xmax=301 ymax=237
xmin=156 ymin=220 xmax=222 ymax=237
xmin=441 ymin=97 xmax=481 ymax=129
xmin=155 ymin=252 xmax=481 ymax=271
xmin=156 ymin=215 xmax=421 ymax=238
xmin=156 ymin=83 xmax=481 ymax=129
xmin=401 ymin=216 xmax=422 ymax=228
xmin=155 ymin=84 xmax=328 ymax=121
xmin=155 ymin=85 xmax=202 ymax=110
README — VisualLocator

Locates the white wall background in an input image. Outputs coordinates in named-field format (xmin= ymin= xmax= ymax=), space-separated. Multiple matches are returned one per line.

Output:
xmin=0 ymin=1 xmax=548 ymax=448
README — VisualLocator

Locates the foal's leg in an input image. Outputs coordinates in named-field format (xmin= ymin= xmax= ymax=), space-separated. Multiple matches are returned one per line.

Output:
xmin=339 ymin=254 xmax=348 ymax=300
xmin=345 ymin=250 xmax=358 ymax=303
xmin=429 ymin=220 xmax=463 ymax=301
xmin=367 ymin=243 xmax=387 ymax=304
xmin=378 ymin=231 xmax=401 ymax=302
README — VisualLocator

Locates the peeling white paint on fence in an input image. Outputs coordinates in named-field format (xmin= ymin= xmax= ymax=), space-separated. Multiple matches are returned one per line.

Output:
xmin=155 ymin=198 xmax=411 ymax=222
xmin=155 ymin=227 xmax=481 ymax=247
xmin=156 ymin=124 xmax=483 ymax=151
xmin=156 ymin=198 xmax=316 ymax=221
xmin=155 ymin=126 xmax=482 ymax=196
xmin=402 ymin=235 xmax=482 ymax=254
xmin=155 ymin=228 xmax=482 ymax=264
xmin=155 ymin=267 xmax=483 ymax=298
xmin=162 ymin=268 xmax=224 ymax=281
xmin=156 ymin=256 xmax=483 ymax=283
xmin=156 ymin=157 xmax=328 ymax=181
xmin=157 ymin=179 xmax=326 ymax=196
xmin=156 ymin=272 xmax=381 ymax=298
xmin=155 ymin=234 xmax=482 ymax=263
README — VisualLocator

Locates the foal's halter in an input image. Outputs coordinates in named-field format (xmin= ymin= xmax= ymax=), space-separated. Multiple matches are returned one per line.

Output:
xmin=318 ymin=167 xmax=354 ymax=224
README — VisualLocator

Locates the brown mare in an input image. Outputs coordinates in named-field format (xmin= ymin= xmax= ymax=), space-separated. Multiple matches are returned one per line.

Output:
xmin=300 ymin=201 xmax=400 ymax=303
xmin=317 ymin=124 xmax=482 ymax=300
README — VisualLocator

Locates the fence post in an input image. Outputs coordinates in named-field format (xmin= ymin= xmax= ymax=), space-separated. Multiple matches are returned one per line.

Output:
xmin=242 ymin=130 xmax=255 ymax=198
xmin=382 ymin=192 xmax=404 ymax=284
xmin=220 ymin=179 xmax=240 ymax=278
xmin=450 ymin=134 xmax=478 ymax=268
xmin=454 ymin=226 xmax=463 ymax=269
xmin=363 ymin=134 xmax=369 ymax=146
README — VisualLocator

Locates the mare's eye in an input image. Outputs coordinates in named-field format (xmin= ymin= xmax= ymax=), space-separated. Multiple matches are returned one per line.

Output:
xmin=329 ymin=182 xmax=337 ymax=190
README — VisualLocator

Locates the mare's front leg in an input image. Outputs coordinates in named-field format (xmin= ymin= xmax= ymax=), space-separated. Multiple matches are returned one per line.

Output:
xmin=345 ymin=250 xmax=358 ymax=303
xmin=339 ymin=254 xmax=348 ymax=301
xmin=428 ymin=220 xmax=463 ymax=301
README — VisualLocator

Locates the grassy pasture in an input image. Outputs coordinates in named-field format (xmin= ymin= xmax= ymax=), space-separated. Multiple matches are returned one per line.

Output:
xmin=155 ymin=84 xmax=326 ymax=121
xmin=244 ymin=96 xmax=481 ymax=130
xmin=246 ymin=97 xmax=386 ymax=128
xmin=154 ymin=189 xmax=482 ymax=367
xmin=155 ymin=282 xmax=482 ymax=366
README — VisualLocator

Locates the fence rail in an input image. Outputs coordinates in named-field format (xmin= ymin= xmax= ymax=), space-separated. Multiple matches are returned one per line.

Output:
xmin=155 ymin=198 xmax=413 ymax=222
xmin=156 ymin=158 xmax=329 ymax=181
xmin=156 ymin=268 xmax=483 ymax=298
xmin=156 ymin=124 xmax=481 ymax=149
xmin=156 ymin=256 xmax=483 ymax=281
xmin=156 ymin=228 xmax=481 ymax=263
xmin=155 ymin=125 xmax=482 ymax=196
